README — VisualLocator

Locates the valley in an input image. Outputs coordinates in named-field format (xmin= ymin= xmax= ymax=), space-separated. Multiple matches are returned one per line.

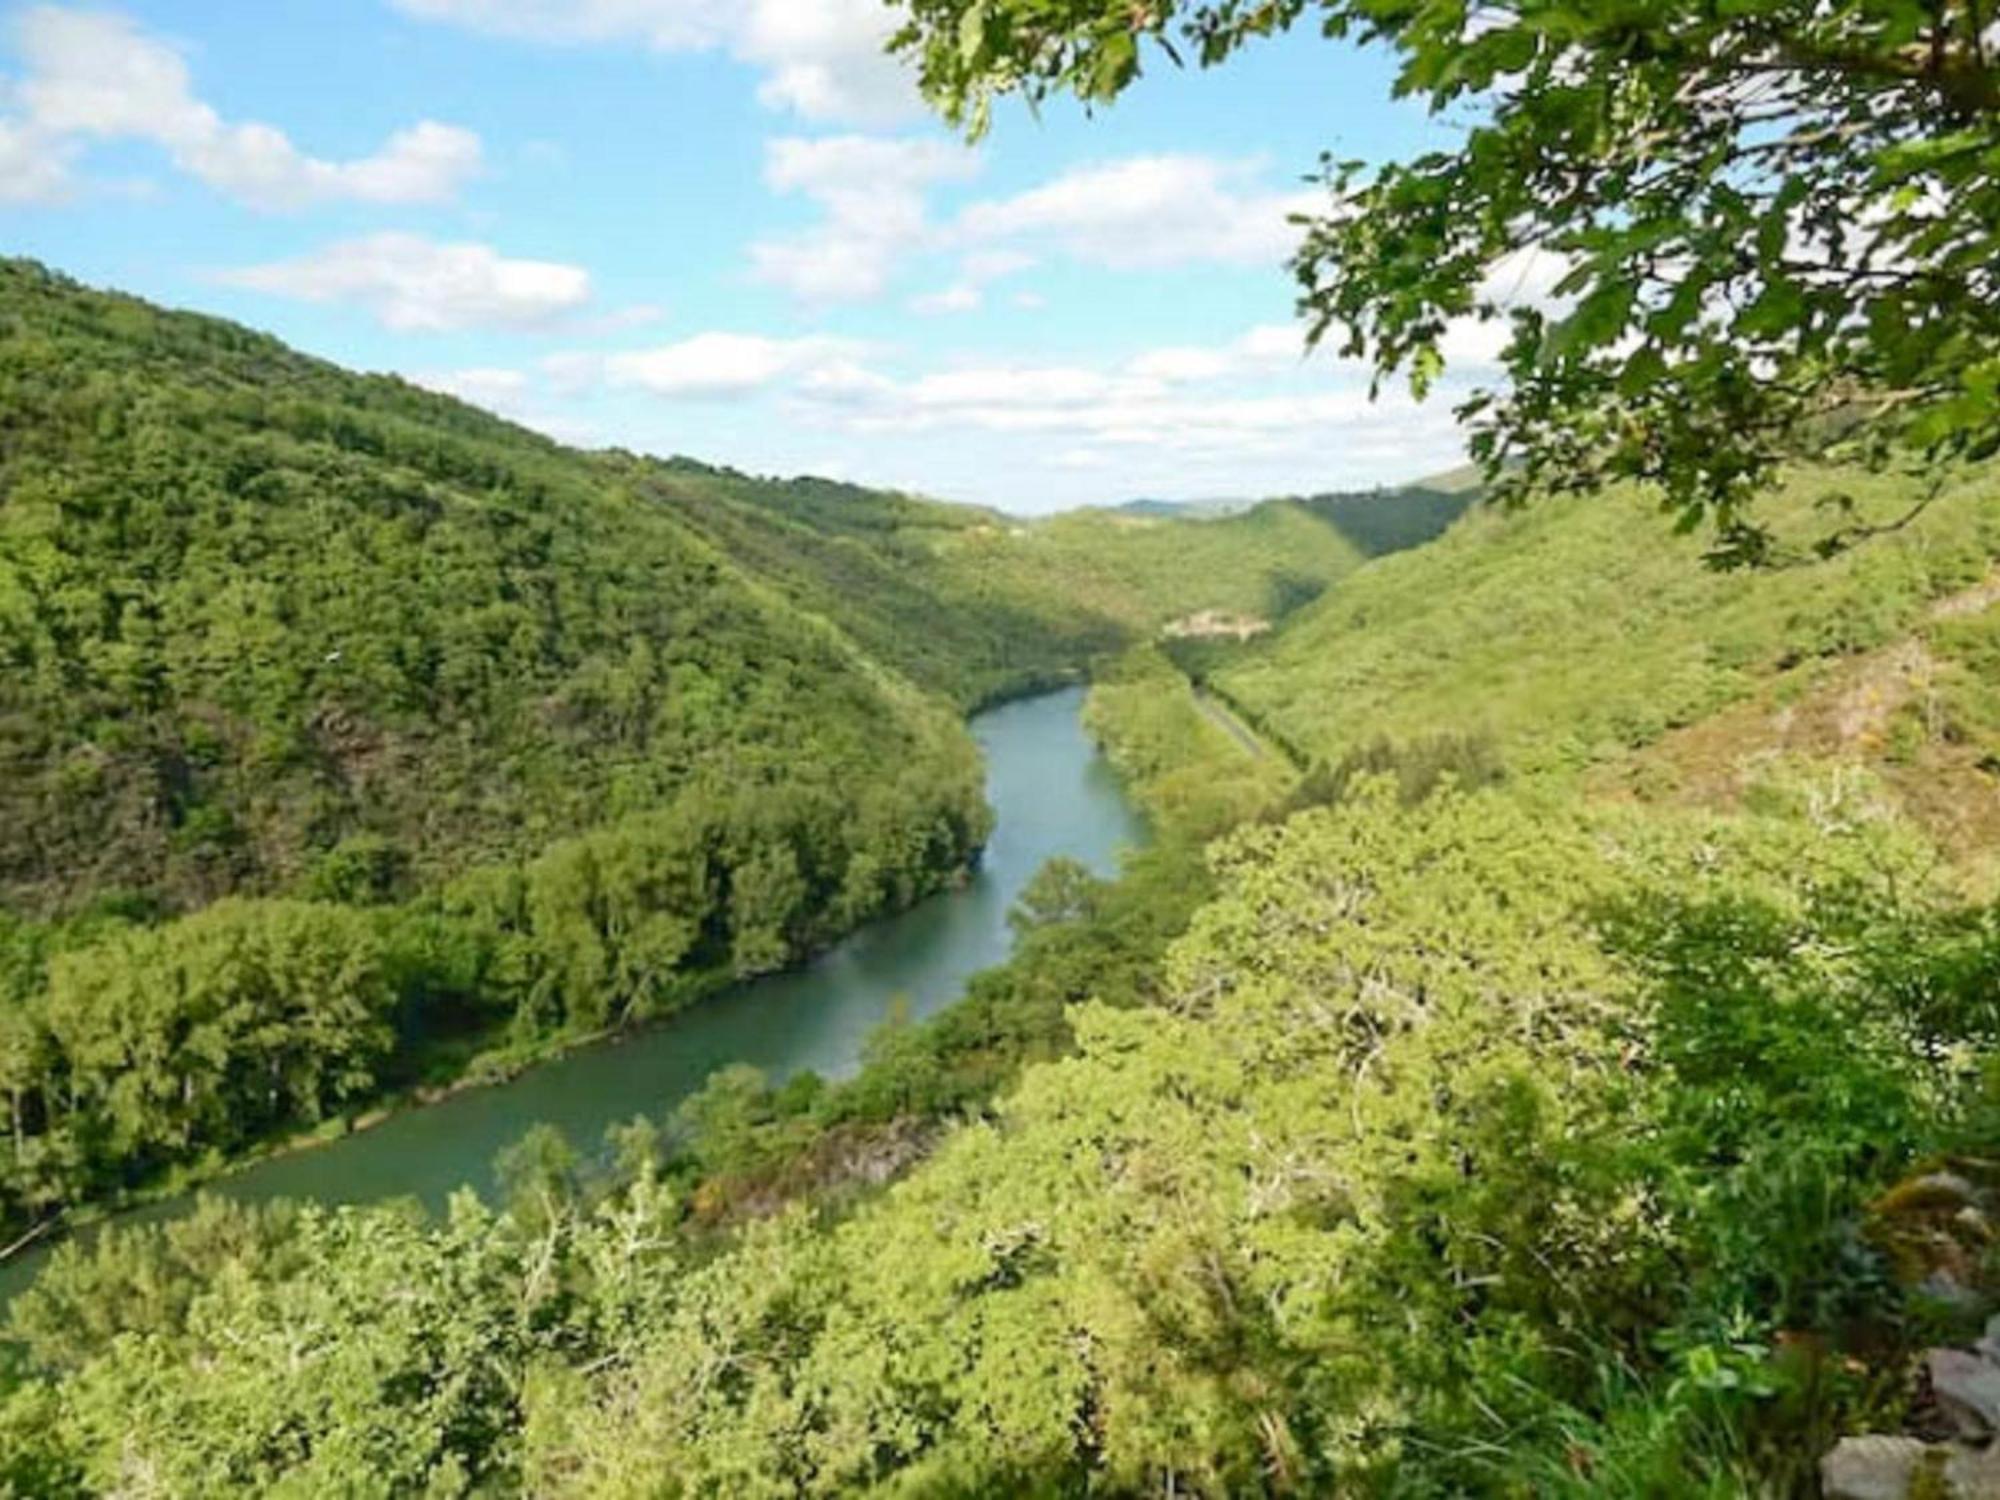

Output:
xmin=0 ymin=0 xmax=1995 ymax=1482
xmin=0 ymin=261 xmax=1423 ymax=1245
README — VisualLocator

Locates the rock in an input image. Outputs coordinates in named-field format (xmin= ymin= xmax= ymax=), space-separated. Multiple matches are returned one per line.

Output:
xmin=1822 ymin=1435 xmax=1932 ymax=1500
xmin=1976 ymin=1313 xmax=2000 ymax=1366
xmin=1930 ymin=1348 xmax=2000 ymax=1438
xmin=1878 ymin=1172 xmax=1980 ymax=1215
xmin=1946 ymin=1443 xmax=2000 ymax=1497
xmin=1920 ymin=1269 xmax=1988 ymax=1315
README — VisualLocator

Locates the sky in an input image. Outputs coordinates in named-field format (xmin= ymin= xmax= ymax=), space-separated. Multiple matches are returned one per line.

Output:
xmin=0 ymin=1 xmax=1503 ymax=513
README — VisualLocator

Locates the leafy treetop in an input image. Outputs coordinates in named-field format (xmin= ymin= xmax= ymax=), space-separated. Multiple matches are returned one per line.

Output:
xmin=892 ymin=0 xmax=2000 ymax=563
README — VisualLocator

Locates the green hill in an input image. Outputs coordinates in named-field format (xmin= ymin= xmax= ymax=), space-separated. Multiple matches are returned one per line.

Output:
xmin=14 ymin=261 xmax=2000 ymax=1496
xmin=0 ymin=259 xmax=1437 ymax=1241
xmin=0 ymin=259 xmax=1027 ymax=1233
xmin=1297 ymin=477 xmax=1479 ymax=558
xmin=1217 ymin=462 xmax=2000 ymax=796
xmin=642 ymin=458 xmax=1377 ymax=708
xmin=1112 ymin=464 xmax=1480 ymax=550
xmin=0 ymin=260 xmax=990 ymax=921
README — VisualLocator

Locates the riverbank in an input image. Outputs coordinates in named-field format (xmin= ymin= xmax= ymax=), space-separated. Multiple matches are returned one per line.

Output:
xmin=0 ymin=688 xmax=1146 ymax=1303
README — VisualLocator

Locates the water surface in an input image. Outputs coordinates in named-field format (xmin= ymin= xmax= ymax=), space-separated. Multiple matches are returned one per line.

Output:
xmin=1 ymin=687 xmax=1144 ymax=1297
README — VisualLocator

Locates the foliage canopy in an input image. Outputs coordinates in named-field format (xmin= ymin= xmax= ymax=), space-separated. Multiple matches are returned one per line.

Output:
xmin=893 ymin=0 xmax=2000 ymax=560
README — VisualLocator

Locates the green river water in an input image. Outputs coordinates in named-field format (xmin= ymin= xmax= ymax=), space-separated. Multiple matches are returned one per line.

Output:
xmin=0 ymin=686 xmax=1146 ymax=1301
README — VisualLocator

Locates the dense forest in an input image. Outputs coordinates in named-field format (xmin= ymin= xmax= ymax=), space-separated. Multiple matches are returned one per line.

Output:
xmin=634 ymin=456 xmax=1391 ymax=709
xmin=0 ymin=261 xmax=1375 ymax=1251
xmin=5 ymin=0 xmax=2000 ymax=1483
xmin=5 ymin=262 xmax=1997 ymax=1490
xmin=10 ymin=452 xmax=2000 ymax=1490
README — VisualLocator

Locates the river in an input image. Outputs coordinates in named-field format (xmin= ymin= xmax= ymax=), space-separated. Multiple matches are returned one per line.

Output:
xmin=0 ymin=686 xmax=1146 ymax=1301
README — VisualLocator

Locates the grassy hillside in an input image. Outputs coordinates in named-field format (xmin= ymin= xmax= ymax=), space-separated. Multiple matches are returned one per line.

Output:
xmin=1217 ymin=462 xmax=2000 ymax=799
xmin=643 ymin=457 xmax=1377 ymax=707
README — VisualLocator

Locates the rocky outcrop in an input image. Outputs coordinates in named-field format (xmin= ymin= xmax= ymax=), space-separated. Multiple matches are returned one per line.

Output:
xmin=1824 ymin=1163 xmax=2000 ymax=1498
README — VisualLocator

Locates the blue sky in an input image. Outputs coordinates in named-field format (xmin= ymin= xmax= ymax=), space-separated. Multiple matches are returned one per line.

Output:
xmin=0 ymin=1 xmax=1500 ymax=512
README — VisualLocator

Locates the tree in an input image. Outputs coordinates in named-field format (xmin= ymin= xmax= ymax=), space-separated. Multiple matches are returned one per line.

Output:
xmin=892 ymin=1 xmax=2000 ymax=562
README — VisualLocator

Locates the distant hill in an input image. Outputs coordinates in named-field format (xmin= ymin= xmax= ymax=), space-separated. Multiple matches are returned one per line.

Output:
xmin=1113 ymin=497 xmax=1259 ymax=519
xmin=1116 ymin=467 xmax=1481 ymax=559
xmin=1216 ymin=458 xmax=2000 ymax=859
xmin=1297 ymin=481 xmax=1479 ymax=558
xmin=646 ymin=464 xmax=1379 ymax=708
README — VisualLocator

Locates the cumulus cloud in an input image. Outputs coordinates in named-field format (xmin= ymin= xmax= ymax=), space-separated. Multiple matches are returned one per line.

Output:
xmin=390 ymin=0 xmax=912 ymax=124
xmin=430 ymin=320 xmax=1468 ymax=509
xmin=768 ymin=323 xmax=1472 ymax=479
xmin=750 ymin=145 xmax=1323 ymax=306
xmin=751 ymin=134 xmax=979 ymax=301
xmin=907 ymin=249 xmax=1036 ymax=316
xmin=0 ymin=6 xmax=481 ymax=208
xmin=835 ymin=360 xmax=1459 ymax=473
xmin=754 ymin=142 xmax=1318 ymax=306
xmin=957 ymin=155 xmax=1319 ymax=270
xmin=1123 ymin=324 xmax=1302 ymax=383
xmin=526 ymin=318 xmax=1455 ymax=466
xmin=0 ymin=115 xmax=69 ymax=202
xmin=221 ymin=234 xmax=592 ymax=332
xmin=548 ymin=331 xmax=864 ymax=400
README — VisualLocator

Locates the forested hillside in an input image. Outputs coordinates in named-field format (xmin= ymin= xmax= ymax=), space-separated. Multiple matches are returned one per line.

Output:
xmin=7 ymin=0 xmax=2000 ymax=1479
xmin=0 ymin=260 xmax=1006 ymax=1240
xmin=13 ymin=738 xmax=1999 ymax=1495
xmin=10 ymin=264 xmax=2000 ymax=1494
xmin=0 ymin=259 xmax=1399 ymax=1250
xmin=0 ymin=259 xmax=988 ymax=919
xmin=1216 ymin=463 xmax=2000 ymax=824
xmin=643 ymin=457 xmax=1375 ymax=707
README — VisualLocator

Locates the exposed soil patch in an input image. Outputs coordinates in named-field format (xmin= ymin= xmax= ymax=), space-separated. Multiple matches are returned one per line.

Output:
xmin=1163 ymin=609 xmax=1271 ymax=642
xmin=1598 ymin=575 xmax=2000 ymax=875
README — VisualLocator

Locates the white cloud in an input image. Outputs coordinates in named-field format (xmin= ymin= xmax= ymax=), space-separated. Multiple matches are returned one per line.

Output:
xmin=0 ymin=115 xmax=69 ymax=201
xmin=957 ymin=155 xmax=1318 ymax=270
xmin=792 ymin=151 xmax=1320 ymax=307
xmin=907 ymin=248 xmax=1035 ymax=316
xmin=1438 ymin=317 xmax=1513 ymax=369
xmin=752 ymin=134 xmax=978 ymax=301
xmin=909 ymin=284 xmax=981 ymax=316
xmin=739 ymin=0 xmax=910 ymax=122
xmin=751 ymin=145 xmax=1314 ymax=308
xmin=454 ymin=320 xmax=1468 ymax=512
xmin=551 ymin=331 xmax=863 ymax=400
xmin=414 ymin=366 xmax=531 ymax=406
xmin=3 ymin=7 xmax=480 ymax=209
xmin=390 ymin=0 xmax=911 ymax=124
xmin=1481 ymin=244 xmax=1570 ymax=307
xmin=222 ymin=234 xmax=592 ymax=332
xmin=1123 ymin=324 xmax=1301 ymax=384
xmin=771 ymin=323 xmax=1472 ymax=482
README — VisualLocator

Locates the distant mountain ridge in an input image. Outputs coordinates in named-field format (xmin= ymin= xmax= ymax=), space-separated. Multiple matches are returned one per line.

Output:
xmin=1116 ymin=467 xmax=1481 ymax=557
